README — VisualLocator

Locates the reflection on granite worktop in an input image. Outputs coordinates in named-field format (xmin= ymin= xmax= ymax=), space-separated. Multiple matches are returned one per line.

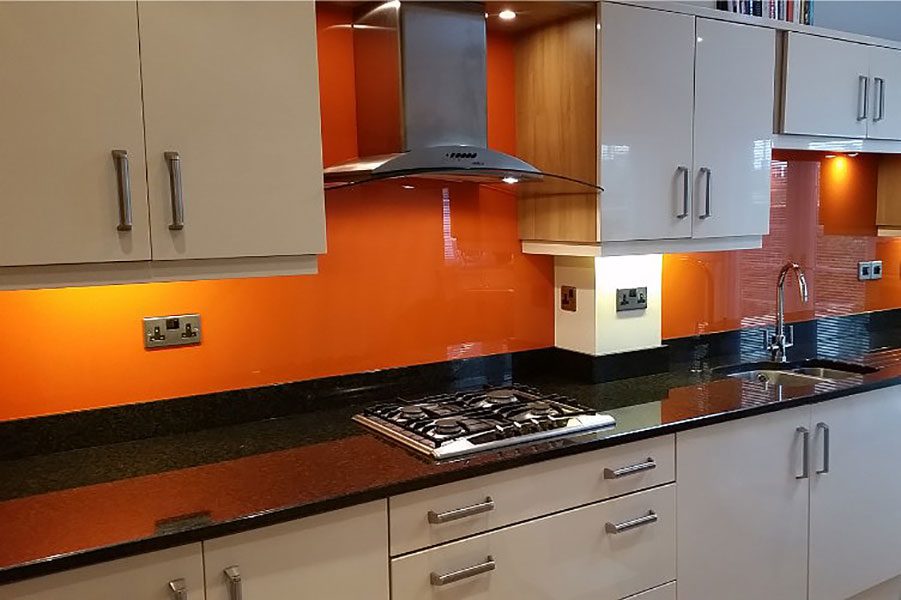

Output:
xmin=4 ymin=313 xmax=901 ymax=583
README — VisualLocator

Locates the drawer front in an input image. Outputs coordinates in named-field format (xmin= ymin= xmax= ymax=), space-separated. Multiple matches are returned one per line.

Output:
xmin=625 ymin=581 xmax=676 ymax=600
xmin=391 ymin=484 xmax=676 ymax=600
xmin=390 ymin=434 xmax=674 ymax=555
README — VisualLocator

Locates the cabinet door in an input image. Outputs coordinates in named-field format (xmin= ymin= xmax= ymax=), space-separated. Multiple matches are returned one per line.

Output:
xmin=139 ymin=1 xmax=326 ymax=261
xmin=783 ymin=33 xmax=870 ymax=138
xmin=809 ymin=388 xmax=901 ymax=600
xmin=867 ymin=47 xmax=901 ymax=140
xmin=392 ymin=485 xmax=676 ymax=600
xmin=692 ymin=20 xmax=774 ymax=239
xmin=0 ymin=2 xmax=150 ymax=267
xmin=0 ymin=544 xmax=203 ymax=600
xmin=203 ymin=501 xmax=389 ymax=600
xmin=599 ymin=4 xmax=695 ymax=242
xmin=677 ymin=407 xmax=811 ymax=600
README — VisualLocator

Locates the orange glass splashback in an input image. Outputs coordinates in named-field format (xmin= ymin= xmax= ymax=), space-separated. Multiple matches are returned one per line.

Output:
xmin=0 ymin=6 xmax=552 ymax=421
xmin=662 ymin=150 xmax=901 ymax=340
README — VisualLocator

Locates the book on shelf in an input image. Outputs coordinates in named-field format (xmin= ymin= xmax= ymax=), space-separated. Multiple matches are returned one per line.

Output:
xmin=716 ymin=0 xmax=812 ymax=24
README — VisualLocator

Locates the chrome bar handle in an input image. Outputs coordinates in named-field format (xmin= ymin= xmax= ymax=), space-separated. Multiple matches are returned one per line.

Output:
xmin=111 ymin=150 xmax=132 ymax=231
xmin=797 ymin=426 xmax=810 ymax=480
xmin=676 ymin=166 xmax=690 ymax=219
xmin=224 ymin=566 xmax=242 ymax=600
xmin=875 ymin=77 xmax=886 ymax=122
xmin=699 ymin=167 xmax=712 ymax=219
xmin=604 ymin=458 xmax=656 ymax=479
xmin=428 ymin=497 xmax=494 ymax=524
xmin=858 ymin=75 xmax=870 ymax=121
xmin=165 ymin=151 xmax=185 ymax=230
xmin=430 ymin=556 xmax=496 ymax=586
xmin=605 ymin=510 xmax=658 ymax=534
xmin=168 ymin=578 xmax=187 ymax=600
xmin=816 ymin=422 xmax=831 ymax=475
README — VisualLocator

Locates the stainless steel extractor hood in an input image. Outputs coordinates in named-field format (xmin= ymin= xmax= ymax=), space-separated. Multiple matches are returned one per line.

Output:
xmin=323 ymin=1 xmax=601 ymax=194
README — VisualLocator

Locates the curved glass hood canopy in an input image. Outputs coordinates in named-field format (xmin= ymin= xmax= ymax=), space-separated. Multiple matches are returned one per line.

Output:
xmin=322 ymin=1 xmax=601 ymax=195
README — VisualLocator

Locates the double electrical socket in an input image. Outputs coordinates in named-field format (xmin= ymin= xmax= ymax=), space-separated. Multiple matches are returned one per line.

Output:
xmin=143 ymin=313 xmax=202 ymax=349
xmin=858 ymin=260 xmax=883 ymax=281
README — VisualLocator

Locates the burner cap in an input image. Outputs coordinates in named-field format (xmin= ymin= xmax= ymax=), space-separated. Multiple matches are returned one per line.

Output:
xmin=400 ymin=406 xmax=426 ymax=418
xmin=434 ymin=418 xmax=464 ymax=436
xmin=484 ymin=389 xmax=519 ymax=405
xmin=527 ymin=401 xmax=553 ymax=416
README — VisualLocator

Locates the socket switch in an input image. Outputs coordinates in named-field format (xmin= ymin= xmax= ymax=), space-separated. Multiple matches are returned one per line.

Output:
xmin=616 ymin=287 xmax=648 ymax=312
xmin=144 ymin=313 xmax=202 ymax=349
xmin=858 ymin=260 xmax=883 ymax=281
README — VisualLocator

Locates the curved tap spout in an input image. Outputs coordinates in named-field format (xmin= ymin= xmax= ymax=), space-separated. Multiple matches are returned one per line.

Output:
xmin=770 ymin=262 xmax=809 ymax=362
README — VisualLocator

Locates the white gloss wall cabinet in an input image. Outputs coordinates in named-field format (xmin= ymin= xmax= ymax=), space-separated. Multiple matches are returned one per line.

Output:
xmin=782 ymin=32 xmax=901 ymax=141
xmin=391 ymin=484 xmax=676 ymax=600
xmin=808 ymin=387 xmax=901 ymax=600
xmin=139 ymin=1 xmax=325 ymax=261
xmin=203 ymin=501 xmax=389 ymax=600
xmin=599 ymin=3 xmax=695 ymax=243
xmin=692 ymin=19 xmax=774 ymax=240
xmin=867 ymin=46 xmax=901 ymax=141
xmin=593 ymin=5 xmax=774 ymax=254
xmin=0 ymin=1 xmax=325 ymax=286
xmin=677 ymin=407 xmax=811 ymax=600
xmin=0 ymin=2 xmax=150 ymax=267
xmin=0 ymin=545 xmax=204 ymax=600
xmin=783 ymin=33 xmax=871 ymax=138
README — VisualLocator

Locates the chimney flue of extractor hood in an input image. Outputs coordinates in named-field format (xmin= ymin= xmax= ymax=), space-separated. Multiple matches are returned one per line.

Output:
xmin=353 ymin=1 xmax=488 ymax=155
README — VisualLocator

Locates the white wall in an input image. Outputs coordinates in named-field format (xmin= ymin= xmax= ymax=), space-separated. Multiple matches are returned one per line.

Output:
xmin=812 ymin=1 xmax=901 ymax=42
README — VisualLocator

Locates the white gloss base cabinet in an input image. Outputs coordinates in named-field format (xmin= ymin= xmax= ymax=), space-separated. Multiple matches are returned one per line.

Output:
xmin=676 ymin=406 xmax=811 ymax=600
xmin=391 ymin=484 xmax=676 ymax=600
xmin=808 ymin=387 xmax=901 ymax=600
xmin=203 ymin=500 xmax=389 ymax=600
xmin=0 ymin=544 xmax=204 ymax=600
xmin=389 ymin=434 xmax=675 ymax=555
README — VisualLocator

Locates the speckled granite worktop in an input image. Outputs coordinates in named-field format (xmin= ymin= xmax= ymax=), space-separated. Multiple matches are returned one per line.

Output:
xmin=4 ymin=312 xmax=901 ymax=584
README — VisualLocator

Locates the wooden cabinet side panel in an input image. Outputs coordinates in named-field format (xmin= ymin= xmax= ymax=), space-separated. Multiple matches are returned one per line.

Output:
xmin=515 ymin=9 xmax=599 ymax=243
xmin=877 ymin=155 xmax=901 ymax=227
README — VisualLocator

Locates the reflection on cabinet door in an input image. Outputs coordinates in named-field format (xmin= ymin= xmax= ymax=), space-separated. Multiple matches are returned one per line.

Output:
xmin=0 ymin=2 xmax=150 ymax=267
xmin=139 ymin=1 xmax=326 ymax=261
xmin=599 ymin=3 xmax=695 ymax=243
xmin=809 ymin=388 xmax=901 ymax=600
xmin=392 ymin=484 xmax=676 ymax=600
xmin=868 ymin=47 xmax=901 ymax=141
xmin=625 ymin=581 xmax=676 ymax=600
xmin=783 ymin=33 xmax=870 ymax=138
xmin=692 ymin=19 xmax=773 ymax=239
xmin=203 ymin=501 xmax=389 ymax=600
xmin=677 ymin=406 xmax=811 ymax=600
xmin=0 ymin=544 xmax=203 ymax=600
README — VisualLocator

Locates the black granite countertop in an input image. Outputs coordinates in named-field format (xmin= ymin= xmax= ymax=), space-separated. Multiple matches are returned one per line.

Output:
xmin=4 ymin=311 xmax=901 ymax=585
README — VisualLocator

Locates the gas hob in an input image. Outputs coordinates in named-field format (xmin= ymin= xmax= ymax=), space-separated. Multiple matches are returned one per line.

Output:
xmin=354 ymin=385 xmax=616 ymax=459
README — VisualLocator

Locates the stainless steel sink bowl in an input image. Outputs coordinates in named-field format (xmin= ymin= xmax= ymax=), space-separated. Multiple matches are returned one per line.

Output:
xmin=718 ymin=359 xmax=878 ymax=387
xmin=729 ymin=369 xmax=830 ymax=387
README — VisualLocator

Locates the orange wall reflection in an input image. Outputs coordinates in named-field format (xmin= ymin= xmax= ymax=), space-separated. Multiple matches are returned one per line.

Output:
xmin=662 ymin=150 xmax=901 ymax=339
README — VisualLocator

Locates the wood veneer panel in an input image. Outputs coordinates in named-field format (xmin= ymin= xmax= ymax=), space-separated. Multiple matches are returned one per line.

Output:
xmin=514 ymin=8 xmax=599 ymax=243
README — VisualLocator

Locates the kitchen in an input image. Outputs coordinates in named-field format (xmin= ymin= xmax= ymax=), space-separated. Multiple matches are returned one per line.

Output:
xmin=3 ymin=1 xmax=901 ymax=599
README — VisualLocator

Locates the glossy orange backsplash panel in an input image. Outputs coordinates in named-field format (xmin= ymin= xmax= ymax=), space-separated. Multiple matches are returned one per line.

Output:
xmin=662 ymin=150 xmax=901 ymax=339
xmin=3 ymin=5 xmax=901 ymax=422
xmin=0 ymin=6 xmax=553 ymax=420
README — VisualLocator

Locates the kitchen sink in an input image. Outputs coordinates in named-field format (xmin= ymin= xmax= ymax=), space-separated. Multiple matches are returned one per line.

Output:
xmin=719 ymin=359 xmax=878 ymax=387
